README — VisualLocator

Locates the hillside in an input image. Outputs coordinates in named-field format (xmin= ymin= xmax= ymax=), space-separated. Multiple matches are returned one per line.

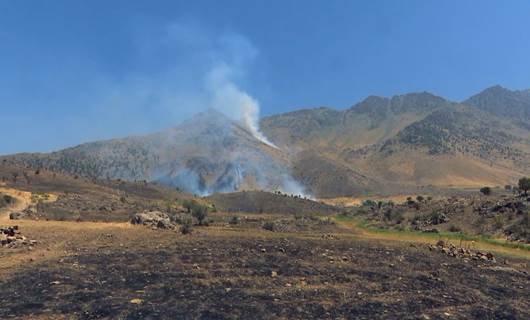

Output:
xmin=3 ymin=86 xmax=530 ymax=198
xmin=464 ymin=85 xmax=530 ymax=121
xmin=207 ymin=190 xmax=338 ymax=215
xmin=261 ymin=89 xmax=530 ymax=196
xmin=2 ymin=110 xmax=302 ymax=196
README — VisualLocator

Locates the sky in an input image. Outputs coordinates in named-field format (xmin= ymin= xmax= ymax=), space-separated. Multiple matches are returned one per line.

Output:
xmin=1 ymin=0 xmax=530 ymax=154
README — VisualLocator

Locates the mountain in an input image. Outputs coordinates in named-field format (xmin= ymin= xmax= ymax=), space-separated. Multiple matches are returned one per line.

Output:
xmin=3 ymin=86 xmax=530 ymax=198
xmin=3 ymin=110 xmax=299 ymax=196
xmin=463 ymin=85 xmax=530 ymax=121
xmin=261 ymin=90 xmax=530 ymax=195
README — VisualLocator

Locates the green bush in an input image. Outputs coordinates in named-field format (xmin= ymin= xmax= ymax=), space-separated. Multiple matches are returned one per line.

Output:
xmin=518 ymin=177 xmax=530 ymax=195
xmin=494 ymin=215 xmax=504 ymax=229
xmin=362 ymin=199 xmax=377 ymax=208
xmin=262 ymin=221 xmax=275 ymax=231
xmin=383 ymin=208 xmax=404 ymax=223
xmin=480 ymin=186 xmax=492 ymax=196
xmin=229 ymin=216 xmax=241 ymax=225
xmin=180 ymin=218 xmax=193 ymax=234
xmin=191 ymin=205 xmax=208 ymax=226
xmin=427 ymin=211 xmax=446 ymax=224
xmin=0 ymin=194 xmax=15 ymax=208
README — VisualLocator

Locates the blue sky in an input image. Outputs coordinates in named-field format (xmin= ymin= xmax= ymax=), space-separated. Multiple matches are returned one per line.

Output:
xmin=1 ymin=0 xmax=530 ymax=154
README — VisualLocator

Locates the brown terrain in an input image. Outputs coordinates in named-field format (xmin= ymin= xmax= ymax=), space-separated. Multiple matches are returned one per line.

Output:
xmin=0 ymin=162 xmax=529 ymax=319
xmin=4 ymin=86 xmax=530 ymax=199
xmin=0 ymin=86 xmax=529 ymax=319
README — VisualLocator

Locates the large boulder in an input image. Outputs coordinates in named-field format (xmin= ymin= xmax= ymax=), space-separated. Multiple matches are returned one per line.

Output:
xmin=131 ymin=211 xmax=175 ymax=229
xmin=9 ymin=212 xmax=26 ymax=220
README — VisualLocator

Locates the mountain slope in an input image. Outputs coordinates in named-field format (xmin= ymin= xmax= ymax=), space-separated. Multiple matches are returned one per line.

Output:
xmin=463 ymin=85 xmax=530 ymax=121
xmin=4 ymin=86 xmax=530 ymax=198
xmin=262 ymin=90 xmax=530 ymax=195
xmin=4 ymin=110 xmax=300 ymax=196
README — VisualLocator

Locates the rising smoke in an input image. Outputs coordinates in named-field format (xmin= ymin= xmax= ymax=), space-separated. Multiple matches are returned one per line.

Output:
xmin=175 ymin=26 xmax=309 ymax=196
xmin=92 ymin=21 xmax=309 ymax=197
xmin=207 ymin=63 xmax=277 ymax=148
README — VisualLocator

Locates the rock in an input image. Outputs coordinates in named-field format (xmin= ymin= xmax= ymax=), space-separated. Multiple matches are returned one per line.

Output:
xmin=9 ymin=212 xmax=26 ymax=220
xmin=423 ymin=228 xmax=439 ymax=233
xmin=131 ymin=211 xmax=175 ymax=229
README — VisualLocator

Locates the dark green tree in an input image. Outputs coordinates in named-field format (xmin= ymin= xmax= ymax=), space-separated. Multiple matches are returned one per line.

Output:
xmin=192 ymin=204 xmax=208 ymax=225
xmin=480 ymin=186 xmax=491 ymax=196
xmin=518 ymin=177 xmax=530 ymax=196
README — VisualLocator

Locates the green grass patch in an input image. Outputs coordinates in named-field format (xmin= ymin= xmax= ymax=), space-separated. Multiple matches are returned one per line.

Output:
xmin=335 ymin=214 xmax=530 ymax=252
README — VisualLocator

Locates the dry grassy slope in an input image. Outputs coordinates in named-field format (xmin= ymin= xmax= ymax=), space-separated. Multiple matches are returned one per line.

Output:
xmin=0 ymin=162 xmax=198 ymax=222
xmin=262 ymin=90 xmax=530 ymax=196
xmin=2 ymin=110 xmax=292 ymax=196
xmin=3 ymin=86 xmax=530 ymax=198
xmin=207 ymin=190 xmax=339 ymax=215
xmin=464 ymin=85 xmax=530 ymax=121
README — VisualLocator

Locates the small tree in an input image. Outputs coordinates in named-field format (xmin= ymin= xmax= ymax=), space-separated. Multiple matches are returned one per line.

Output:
xmin=192 ymin=204 xmax=208 ymax=226
xmin=416 ymin=195 xmax=424 ymax=202
xmin=262 ymin=221 xmax=275 ymax=231
xmin=480 ymin=186 xmax=491 ymax=196
xmin=182 ymin=200 xmax=193 ymax=213
xmin=518 ymin=177 xmax=530 ymax=196
xmin=180 ymin=218 xmax=193 ymax=234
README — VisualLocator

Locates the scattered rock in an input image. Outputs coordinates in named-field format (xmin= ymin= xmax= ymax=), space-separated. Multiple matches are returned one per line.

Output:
xmin=131 ymin=211 xmax=176 ymax=229
xmin=422 ymin=228 xmax=439 ymax=233
xmin=9 ymin=212 xmax=26 ymax=220
xmin=429 ymin=241 xmax=495 ymax=262
xmin=0 ymin=226 xmax=36 ymax=248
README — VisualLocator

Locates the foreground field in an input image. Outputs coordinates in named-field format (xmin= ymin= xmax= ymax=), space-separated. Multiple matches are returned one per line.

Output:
xmin=1 ymin=217 xmax=529 ymax=319
xmin=0 ymin=170 xmax=529 ymax=319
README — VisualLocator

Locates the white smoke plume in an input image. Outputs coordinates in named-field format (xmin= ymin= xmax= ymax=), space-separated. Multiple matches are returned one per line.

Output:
xmin=207 ymin=63 xmax=277 ymax=148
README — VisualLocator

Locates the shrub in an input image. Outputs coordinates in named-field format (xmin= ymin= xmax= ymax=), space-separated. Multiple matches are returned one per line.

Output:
xmin=383 ymin=208 xmax=404 ymax=223
xmin=504 ymin=185 xmax=512 ymax=191
xmin=494 ymin=215 xmax=504 ymax=229
xmin=229 ymin=216 xmax=241 ymax=225
xmin=191 ymin=205 xmax=208 ymax=226
xmin=182 ymin=200 xmax=194 ymax=213
xmin=262 ymin=221 xmax=275 ymax=231
xmin=180 ymin=218 xmax=193 ymax=234
xmin=448 ymin=225 xmax=461 ymax=232
xmin=415 ymin=211 xmax=447 ymax=225
xmin=362 ymin=199 xmax=377 ymax=208
xmin=429 ymin=211 xmax=447 ymax=224
xmin=416 ymin=195 xmax=424 ymax=202
xmin=2 ymin=194 xmax=14 ymax=204
xmin=518 ymin=177 xmax=530 ymax=196
xmin=480 ymin=186 xmax=492 ymax=196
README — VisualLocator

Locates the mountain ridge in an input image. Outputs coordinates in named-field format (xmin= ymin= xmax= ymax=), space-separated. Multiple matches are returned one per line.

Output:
xmin=3 ymin=85 xmax=530 ymax=198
